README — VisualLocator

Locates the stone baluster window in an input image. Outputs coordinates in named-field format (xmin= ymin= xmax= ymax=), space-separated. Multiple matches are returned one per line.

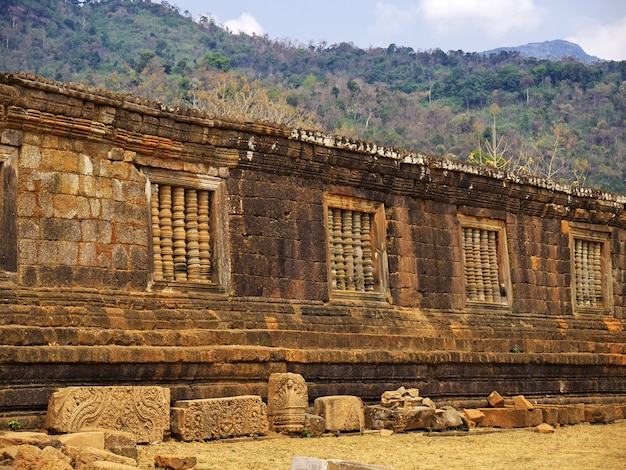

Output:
xmin=569 ymin=225 xmax=612 ymax=313
xmin=144 ymin=168 xmax=229 ymax=291
xmin=324 ymin=195 xmax=389 ymax=301
xmin=458 ymin=215 xmax=511 ymax=307
xmin=151 ymin=184 xmax=212 ymax=282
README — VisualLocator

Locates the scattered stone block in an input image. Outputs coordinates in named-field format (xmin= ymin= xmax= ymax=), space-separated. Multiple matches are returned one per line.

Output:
xmin=154 ymin=454 xmax=197 ymax=470
xmin=0 ymin=431 xmax=51 ymax=448
xmin=463 ymin=409 xmax=485 ymax=426
xmin=431 ymin=406 xmax=464 ymax=431
xmin=56 ymin=431 xmax=105 ymax=450
xmin=267 ymin=373 xmax=308 ymax=433
xmin=380 ymin=387 xmax=422 ymax=408
xmin=87 ymin=462 xmax=140 ymax=469
xmin=304 ymin=413 xmax=326 ymax=437
xmin=327 ymin=459 xmax=395 ymax=470
xmin=584 ymin=404 xmax=624 ymax=423
xmin=291 ymin=456 xmax=327 ymax=470
xmin=535 ymin=423 xmax=555 ymax=433
xmin=101 ymin=430 xmax=138 ymax=460
xmin=512 ymin=395 xmax=534 ymax=410
xmin=421 ymin=397 xmax=436 ymax=409
xmin=291 ymin=456 xmax=394 ymax=470
xmin=557 ymin=404 xmax=585 ymax=425
xmin=537 ymin=406 xmax=559 ymax=426
xmin=486 ymin=391 xmax=505 ymax=408
xmin=45 ymin=386 xmax=170 ymax=443
xmin=13 ymin=444 xmax=73 ymax=470
xmin=365 ymin=405 xmax=435 ymax=432
xmin=171 ymin=395 xmax=269 ymax=441
xmin=314 ymin=396 xmax=365 ymax=433
xmin=69 ymin=445 xmax=139 ymax=469
xmin=478 ymin=408 xmax=543 ymax=428
xmin=379 ymin=429 xmax=394 ymax=437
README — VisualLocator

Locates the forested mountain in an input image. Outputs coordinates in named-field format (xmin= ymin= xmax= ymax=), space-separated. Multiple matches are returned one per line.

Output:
xmin=1 ymin=0 xmax=626 ymax=193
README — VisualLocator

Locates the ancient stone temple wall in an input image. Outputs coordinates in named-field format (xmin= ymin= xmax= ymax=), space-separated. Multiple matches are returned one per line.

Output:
xmin=0 ymin=73 xmax=624 ymax=420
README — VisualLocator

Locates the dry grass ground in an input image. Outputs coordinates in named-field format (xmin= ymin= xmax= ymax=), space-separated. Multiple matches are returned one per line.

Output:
xmin=138 ymin=421 xmax=626 ymax=470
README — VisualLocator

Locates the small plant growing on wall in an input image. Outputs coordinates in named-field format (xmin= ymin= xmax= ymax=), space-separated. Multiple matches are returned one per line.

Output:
xmin=8 ymin=420 xmax=21 ymax=431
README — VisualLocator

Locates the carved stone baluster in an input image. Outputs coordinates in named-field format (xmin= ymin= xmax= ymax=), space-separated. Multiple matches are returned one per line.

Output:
xmin=353 ymin=212 xmax=364 ymax=292
xmin=474 ymin=229 xmax=485 ymax=302
xmin=488 ymin=230 xmax=500 ymax=301
xmin=198 ymin=190 xmax=211 ymax=282
xmin=362 ymin=213 xmax=374 ymax=291
xmin=185 ymin=189 xmax=200 ymax=282
xmin=333 ymin=208 xmax=345 ymax=290
xmin=172 ymin=186 xmax=187 ymax=281
xmin=328 ymin=209 xmax=337 ymax=290
xmin=463 ymin=228 xmax=476 ymax=301
xmin=592 ymin=241 xmax=602 ymax=306
xmin=582 ymin=240 xmax=591 ymax=305
xmin=151 ymin=184 xmax=163 ymax=281
xmin=342 ymin=209 xmax=355 ymax=291
xmin=574 ymin=239 xmax=583 ymax=306
xmin=159 ymin=184 xmax=174 ymax=281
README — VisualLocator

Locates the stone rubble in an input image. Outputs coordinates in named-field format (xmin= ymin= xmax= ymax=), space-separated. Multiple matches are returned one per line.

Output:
xmin=0 ymin=384 xmax=624 ymax=469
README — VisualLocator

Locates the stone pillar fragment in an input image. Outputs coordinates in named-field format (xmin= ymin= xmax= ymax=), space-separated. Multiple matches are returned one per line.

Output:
xmin=267 ymin=372 xmax=308 ymax=433
xmin=171 ymin=395 xmax=269 ymax=441
xmin=44 ymin=386 xmax=170 ymax=443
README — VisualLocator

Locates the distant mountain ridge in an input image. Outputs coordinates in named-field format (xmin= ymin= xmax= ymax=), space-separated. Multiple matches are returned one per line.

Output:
xmin=482 ymin=39 xmax=601 ymax=63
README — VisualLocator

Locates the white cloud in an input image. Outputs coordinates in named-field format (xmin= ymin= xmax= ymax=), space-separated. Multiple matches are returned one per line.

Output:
xmin=368 ymin=2 xmax=421 ymax=45
xmin=223 ymin=13 xmax=265 ymax=36
xmin=568 ymin=16 xmax=626 ymax=61
xmin=418 ymin=0 xmax=543 ymax=37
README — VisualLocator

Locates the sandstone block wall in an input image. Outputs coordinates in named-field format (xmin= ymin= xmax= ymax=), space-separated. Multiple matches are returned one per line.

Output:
xmin=0 ymin=73 xmax=624 ymax=418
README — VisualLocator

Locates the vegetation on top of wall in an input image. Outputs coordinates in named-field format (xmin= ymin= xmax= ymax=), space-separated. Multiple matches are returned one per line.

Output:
xmin=1 ymin=0 xmax=625 ymax=193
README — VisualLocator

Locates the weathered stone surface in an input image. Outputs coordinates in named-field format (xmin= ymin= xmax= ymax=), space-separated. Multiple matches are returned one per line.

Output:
xmin=380 ymin=387 xmax=423 ymax=409
xmin=267 ymin=373 xmax=308 ymax=434
xmin=478 ymin=408 xmax=543 ymax=428
xmin=304 ymin=413 xmax=326 ymax=437
xmin=0 ymin=431 xmax=51 ymax=448
xmin=56 ymin=431 xmax=105 ymax=450
xmin=101 ymin=430 xmax=137 ymax=460
xmin=365 ymin=405 xmax=435 ymax=432
xmin=12 ymin=444 xmax=73 ymax=470
xmin=45 ymin=386 xmax=170 ymax=444
xmin=69 ymin=446 xmax=139 ymax=469
xmin=431 ymin=406 xmax=464 ymax=431
xmin=463 ymin=408 xmax=485 ymax=425
xmin=327 ymin=459 xmax=394 ymax=470
xmin=486 ymin=391 xmax=505 ymax=408
xmin=557 ymin=404 xmax=585 ymax=425
xmin=584 ymin=404 xmax=624 ymax=423
xmin=85 ymin=462 xmax=139 ymax=469
xmin=154 ymin=454 xmax=197 ymax=470
xmin=512 ymin=395 xmax=534 ymax=410
xmin=291 ymin=457 xmax=394 ymax=470
xmin=314 ymin=396 xmax=365 ymax=433
xmin=171 ymin=395 xmax=269 ymax=441
xmin=535 ymin=423 xmax=555 ymax=433
xmin=537 ymin=406 xmax=559 ymax=426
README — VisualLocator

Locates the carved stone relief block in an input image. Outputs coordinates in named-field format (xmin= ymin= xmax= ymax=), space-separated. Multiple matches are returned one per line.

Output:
xmin=171 ymin=395 xmax=269 ymax=441
xmin=267 ymin=372 xmax=308 ymax=433
xmin=44 ymin=386 xmax=170 ymax=443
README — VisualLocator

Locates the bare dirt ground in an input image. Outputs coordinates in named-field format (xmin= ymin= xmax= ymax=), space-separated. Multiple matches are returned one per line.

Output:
xmin=138 ymin=421 xmax=626 ymax=470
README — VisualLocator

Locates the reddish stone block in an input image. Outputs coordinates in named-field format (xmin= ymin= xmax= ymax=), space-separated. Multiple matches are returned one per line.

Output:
xmin=478 ymin=407 xmax=543 ymax=428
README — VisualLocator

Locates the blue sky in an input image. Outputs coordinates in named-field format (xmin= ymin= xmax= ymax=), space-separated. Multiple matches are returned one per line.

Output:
xmin=168 ymin=0 xmax=626 ymax=60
